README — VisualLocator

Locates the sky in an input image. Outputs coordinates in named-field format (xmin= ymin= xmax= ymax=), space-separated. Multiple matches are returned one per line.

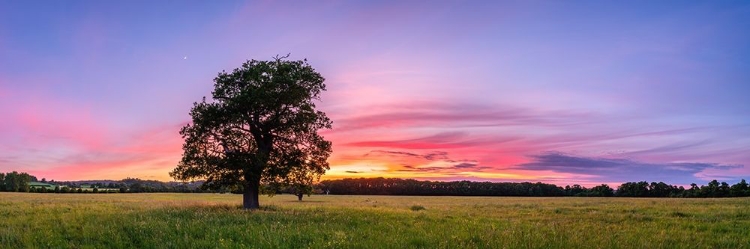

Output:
xmin=1 ymin=1 xmax=749 ymax=186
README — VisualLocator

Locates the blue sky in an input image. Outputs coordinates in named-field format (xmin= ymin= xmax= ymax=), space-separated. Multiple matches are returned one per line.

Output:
xmin=0 ymin=1 xmax=748 ymax=185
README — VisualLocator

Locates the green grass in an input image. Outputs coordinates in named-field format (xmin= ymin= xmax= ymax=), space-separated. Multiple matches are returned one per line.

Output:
xmin=1 ymin=193 xmax=748 ymax=248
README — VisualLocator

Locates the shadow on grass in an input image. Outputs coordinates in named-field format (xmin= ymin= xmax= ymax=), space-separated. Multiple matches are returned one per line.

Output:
xmin=175 ymin=203 xmax=283 ymax=212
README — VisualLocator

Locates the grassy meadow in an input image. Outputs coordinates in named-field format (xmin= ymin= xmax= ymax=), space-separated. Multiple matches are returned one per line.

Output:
xmin=1 ymin=193 xmax=748 ymax=248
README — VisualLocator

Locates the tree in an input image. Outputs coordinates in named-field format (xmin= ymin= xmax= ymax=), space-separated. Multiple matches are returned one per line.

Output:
xmin=718 ymin=181 xmax=730 ymax=197
xmin=702 ymin=180 xmax=720 ymax=197
xmin=17 ymin=172 xmax=32 ymax=192
xmin=567 ymin=184 xmax=586 ymax=196
xmin=171 ymin=56 xmax=332 ymax=209
xmin=616 ymin=182 xmax=649 ymax=197
xmin=4 ymin=172 xmax=18 ymax=192
xmin=3 ymin=171 xmax=31 ymax=192
xmin=290 ymin=183 xmax=314 ymax=201
xmin=590 ymin=184 xmax=614 ymax=197
xmin=730 ymin=179 xmax=748 ymax=197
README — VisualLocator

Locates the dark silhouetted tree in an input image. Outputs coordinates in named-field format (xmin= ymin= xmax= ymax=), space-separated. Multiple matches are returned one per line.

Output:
xmin=718 ymin=181 xmax=730 ymax=197
xmin=171 ymin=56 xmax=332 ymax=209
xmin=702 ymin=180 xmax=720 ymax=197
xmin=566 ymin=184 xmax=587 ymax=196
xmin=616 ymin=181 xmax=650 ymax=197
xmin=590 ymin=184 xmax=614 ymax=197
xmin=290 ymin=183 xmax=314 ymax=201
xmin=730 ymin=179 xmax=748 ymax=197
xmin=3 ymin=171 xmax=32 ymax=192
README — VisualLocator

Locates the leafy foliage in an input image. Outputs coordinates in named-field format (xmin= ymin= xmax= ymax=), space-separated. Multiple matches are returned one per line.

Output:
xmin=170 ymin=56 xmax=332 ymax=208
xmin=319 ymin=177 xmax=750 ymax=198
xmin=1 ymin=171 xmax=32 ymax=192
xmin=319 ymin=178 xmax=567 ymax=196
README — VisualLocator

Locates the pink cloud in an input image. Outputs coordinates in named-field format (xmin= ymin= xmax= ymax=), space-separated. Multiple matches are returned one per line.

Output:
xmin=21 ymin=122 xmax=185 ymax=181
xmin=347 ymin=132 xmax=519 ymax=150
xmin=8 ymin=89 xmax=109 ymax=150
xmin=324 ymin=99 xmax=748 ymax=184
xmin=332 ymin=102 xmax=592 ymax=132
xmin=0 ymin=82 xmax=185 ymax=181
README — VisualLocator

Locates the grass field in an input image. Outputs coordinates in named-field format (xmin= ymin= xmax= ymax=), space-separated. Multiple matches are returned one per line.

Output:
xmin=1 ymin=193 xmax=748 ymax=248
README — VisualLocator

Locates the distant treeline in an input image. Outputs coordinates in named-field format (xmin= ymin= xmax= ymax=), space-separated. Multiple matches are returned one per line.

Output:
xmin=0 ymin=171 xmax=205 ymax=193
xmin=319 ymin=178 xmax=750 ymax=198
xmin=3 ymin=171 xmax=750 ymax=197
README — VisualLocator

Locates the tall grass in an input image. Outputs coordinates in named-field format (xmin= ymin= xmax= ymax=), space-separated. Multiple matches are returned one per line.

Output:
xmin=1 ymin=193 xmax=748 ymax=248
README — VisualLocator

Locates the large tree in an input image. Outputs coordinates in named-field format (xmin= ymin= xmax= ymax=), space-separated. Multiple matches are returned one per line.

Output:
xmin=171 ymin=56 xmax=332 ymax=209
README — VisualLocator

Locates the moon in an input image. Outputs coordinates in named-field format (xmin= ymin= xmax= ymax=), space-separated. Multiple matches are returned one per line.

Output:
xmin=183 ymin=56 xmax=188 ymax=60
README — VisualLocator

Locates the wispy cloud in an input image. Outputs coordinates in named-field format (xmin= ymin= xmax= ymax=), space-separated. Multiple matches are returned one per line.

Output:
xmin=334 ymin=102 xmax=592 ymax=131
xmin=348 ymin=131 xmax=517 ymax=149
xmin=364 ymin=150 xmax=449 ymax=161
xmin=397 ymin=162 xmax=491 ymax=173
xmin=515 ymin=152 xmax=744 ymax=184
xmin=360 ymin=149 xmax=487 ymax=174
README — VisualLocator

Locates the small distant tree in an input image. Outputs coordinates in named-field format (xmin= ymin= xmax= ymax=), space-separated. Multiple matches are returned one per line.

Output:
xmin=171 ymin=56 xmax=332 ymax=209
xmin=93 ymin=188 xmax=99 ymax=193
xmin=285 ymin=160 xmax=323 ymax=201
xmin=41 ymin=178 xmax=47 ymax=183
xmin=289 ymin=183 xmax=313 ymax=201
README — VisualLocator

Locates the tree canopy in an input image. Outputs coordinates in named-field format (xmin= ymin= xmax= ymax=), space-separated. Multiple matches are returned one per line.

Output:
xmin=171 ymin=56 xmax=332 ymax=209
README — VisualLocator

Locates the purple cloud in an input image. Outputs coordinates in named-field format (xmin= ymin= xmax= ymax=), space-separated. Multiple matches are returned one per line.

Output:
xmin=516 ymin=152 xmax=745 ymax=184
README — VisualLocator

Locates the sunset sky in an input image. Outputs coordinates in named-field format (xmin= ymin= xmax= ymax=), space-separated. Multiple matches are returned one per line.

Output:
xmin=1 ymin=1 xmax=749 ymax=186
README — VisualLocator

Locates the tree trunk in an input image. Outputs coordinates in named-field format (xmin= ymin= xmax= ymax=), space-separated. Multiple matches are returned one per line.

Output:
xmin=243 ymin=180 xmax=260 ymax=209
xmin=297 ymin=193 xmax=303 ymax=201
